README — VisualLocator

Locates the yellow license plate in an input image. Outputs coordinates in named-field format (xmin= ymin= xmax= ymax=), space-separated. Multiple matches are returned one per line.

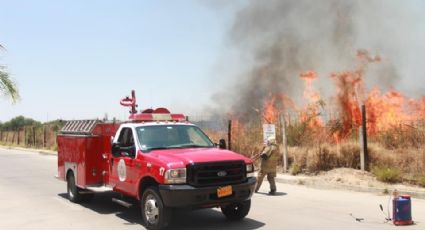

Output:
xmin=217 ymin=185 xmax=232 ymax=198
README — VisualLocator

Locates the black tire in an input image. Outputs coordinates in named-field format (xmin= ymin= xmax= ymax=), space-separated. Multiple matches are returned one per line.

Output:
xmin=221 ymin=199 xmax=251 ymax=221
xmin=67 ymin=172 xmax=83 ymax=203
xmin=141 ymin=187 xmax=172 ymax=230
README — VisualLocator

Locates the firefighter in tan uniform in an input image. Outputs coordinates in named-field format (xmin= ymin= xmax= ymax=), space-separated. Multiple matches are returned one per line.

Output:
xmin=255 ymin=136 xmax=279 ymax=195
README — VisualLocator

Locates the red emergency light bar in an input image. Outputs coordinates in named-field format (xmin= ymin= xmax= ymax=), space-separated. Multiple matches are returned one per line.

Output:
xmin=121 ymin=90 xmax=186 ymax=122
xmin=129 ymin=113 xmax=186 ymax=122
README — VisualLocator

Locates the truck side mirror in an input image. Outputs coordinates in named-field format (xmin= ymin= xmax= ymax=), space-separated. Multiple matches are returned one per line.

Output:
xmin=111 ymin=143 xmax=121 ymax=157
xmin=218 ymin=139 xmax=227 ymax=149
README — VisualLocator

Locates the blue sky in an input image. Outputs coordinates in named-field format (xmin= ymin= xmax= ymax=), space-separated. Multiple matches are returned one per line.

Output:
xmin=0 ymin=1 xmax=238 ymax=121
xmin=1 ymin=1 xmax=425 ymax=122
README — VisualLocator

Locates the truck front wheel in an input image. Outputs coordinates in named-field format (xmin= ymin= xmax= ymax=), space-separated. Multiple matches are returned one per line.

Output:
xmin=221 ymin=199 xmax=251 ymax=221
xmin=141 ymin=187 xmax=172 ymax=230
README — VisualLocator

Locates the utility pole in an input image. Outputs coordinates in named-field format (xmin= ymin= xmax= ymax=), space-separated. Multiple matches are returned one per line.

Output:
xmin=227 ymin=120 xmax=232 ymax=150
xmin=360 ymin=105 xmax=369 ymax=171
xmin=280 ymin=114 xmax=289 ymax=173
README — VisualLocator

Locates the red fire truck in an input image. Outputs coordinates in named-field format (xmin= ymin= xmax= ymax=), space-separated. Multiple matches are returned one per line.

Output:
xmin=57 ymin=91 xmax=256 ymax=230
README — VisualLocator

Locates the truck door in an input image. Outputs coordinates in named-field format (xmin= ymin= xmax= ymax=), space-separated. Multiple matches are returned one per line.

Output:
xmin=110 ymin=127 xmax=137 ymax=195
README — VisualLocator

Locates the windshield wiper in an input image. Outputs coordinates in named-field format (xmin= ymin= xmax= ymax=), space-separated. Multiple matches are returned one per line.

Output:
xmin=146 ymin=147 xmax=171 ymax=151
xmin=175 ymin=144 xmax=211 ymax=148
xmin=145 ymin=144 xmax=212 ymax=151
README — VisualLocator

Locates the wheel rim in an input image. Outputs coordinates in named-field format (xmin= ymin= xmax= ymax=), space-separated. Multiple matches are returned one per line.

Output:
xmin=144 ymin=194 xmax=159 ymax=225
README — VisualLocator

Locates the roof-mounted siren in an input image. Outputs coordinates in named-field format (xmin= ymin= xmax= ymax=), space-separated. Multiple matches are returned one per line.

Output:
xmin=120 ymin=90 xmax=186 ymax=122
xmin=120 ymin=90 xmax=138 ymax=114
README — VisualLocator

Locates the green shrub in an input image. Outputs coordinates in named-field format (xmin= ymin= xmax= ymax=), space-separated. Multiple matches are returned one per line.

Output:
xmin=417 ymin=175 xmax=425 ymax=188
xmin=372 ymin=166 xmax=402 ymax=183
xmin=289 ymin=163 xmax=301 ymax=175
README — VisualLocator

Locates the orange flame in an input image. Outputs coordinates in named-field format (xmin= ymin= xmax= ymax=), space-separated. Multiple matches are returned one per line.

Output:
xmin=299 ymin=71 xmax=323 ymax=128
xmin=263 ymin=95 xmax=277 ymax=123
xmin=262 ymin=94 xmax=295 ymax=124
xmin=300 ymin=70 xmax=321 ymax=103
xmin=235 ymin=49 xmax=425 ymax=143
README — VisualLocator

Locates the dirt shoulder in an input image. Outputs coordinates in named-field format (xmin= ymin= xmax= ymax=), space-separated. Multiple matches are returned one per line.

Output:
xmin=275 ymin=168 xmax=425 ymax=199
xmin=0 ymin=145 xmax=57 ymax=155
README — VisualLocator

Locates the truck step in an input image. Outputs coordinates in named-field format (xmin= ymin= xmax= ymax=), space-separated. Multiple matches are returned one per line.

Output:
xmin=112 ymin=198 xmax=133 ymax=208
xmin=86 ymin=185 xmax=113 ymax=193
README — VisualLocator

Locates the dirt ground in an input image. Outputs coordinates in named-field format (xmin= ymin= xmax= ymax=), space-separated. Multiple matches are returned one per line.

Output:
xmin=311 ymin=168 xmax=425 ymax=194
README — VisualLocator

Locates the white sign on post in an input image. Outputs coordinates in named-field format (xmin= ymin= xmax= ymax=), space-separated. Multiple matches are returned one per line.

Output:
xmin=263 ymin=124 xmax=276 ymax=144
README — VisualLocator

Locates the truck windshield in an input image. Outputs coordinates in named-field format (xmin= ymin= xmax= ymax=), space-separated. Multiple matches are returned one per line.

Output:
xmin=136 ymin=125 xmax=214 ymax=151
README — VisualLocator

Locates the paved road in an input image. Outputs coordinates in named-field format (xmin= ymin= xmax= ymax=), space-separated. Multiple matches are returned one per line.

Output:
xmin=1 ymin=148 xmax=424 ymax=230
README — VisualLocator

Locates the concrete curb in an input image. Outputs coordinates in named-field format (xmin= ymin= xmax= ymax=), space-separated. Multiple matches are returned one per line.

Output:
xmin=0 ymin=146 xmax=57 ymax=156
xmin=275 ymin=175 xmax=425 ymax=199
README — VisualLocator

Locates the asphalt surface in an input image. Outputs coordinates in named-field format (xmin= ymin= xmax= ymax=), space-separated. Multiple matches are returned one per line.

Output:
xmin=1 ymin=148 xmax=424 ymax=230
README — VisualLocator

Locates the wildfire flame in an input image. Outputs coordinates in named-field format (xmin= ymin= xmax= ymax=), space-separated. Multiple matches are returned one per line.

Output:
xmin=263 ymin=95 xmax=277 ymax=124
xmin=300 ymin=70 xmax=321 ymax=103
xmin=257 ymin=49 xmax=425 ymax=142
xmin=299 ymin=71 xmax=323 ymax=128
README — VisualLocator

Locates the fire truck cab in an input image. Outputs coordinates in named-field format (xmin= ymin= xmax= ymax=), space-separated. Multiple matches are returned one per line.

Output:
xmin=57 ymin=91 xmax=256 ymax=230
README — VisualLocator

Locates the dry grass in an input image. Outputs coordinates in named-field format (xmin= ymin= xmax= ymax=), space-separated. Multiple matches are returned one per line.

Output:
xmin=287 ymin=141 xmax=425 ymax=184
xmin=288 ymin=142 xmax=360 ymax=174
xmin=193 ymin=118 xmax=425 ymax=185
xmin=368 ymin=143 xmax=425 ymax=180
xmin=370 ymin=125 xmax=425 ymax=149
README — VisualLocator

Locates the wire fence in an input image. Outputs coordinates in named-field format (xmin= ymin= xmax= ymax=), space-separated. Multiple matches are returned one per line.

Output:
xmin=190 ymin=111 xmax=425 ymax=153
xmin=0 ymin=125 xmax=61 ymax=150
xmin=1 ymin=112 xmax=423 ymax=154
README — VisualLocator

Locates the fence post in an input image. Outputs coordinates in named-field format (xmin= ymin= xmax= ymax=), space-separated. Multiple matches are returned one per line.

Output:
xmin=17 ymin=130 xmax=20 ymax=145
xmin=280 ymin=114 xmax=289 ymax=173
xmin=227 ymin=120 xmax=232 ymax=150
xmin=43 ymin=125 xmax=47 ymax=148
xmin=24 ymin=127 xmax=30 ymax=146
xmin=360 ymin=105 xmax=369 ymax=171
xmin=32 ymin=126 xmax=36 ymax=147
xmin=24 ymin=127 xmax=27 ymax=146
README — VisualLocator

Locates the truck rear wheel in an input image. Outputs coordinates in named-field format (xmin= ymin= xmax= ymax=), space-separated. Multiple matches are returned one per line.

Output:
xmin=221 ymin=199 xmax=251 ymax=221
xmin=67 ymin=172 xmax=83 ymax=203
xmin=141 ymin=187 xmax=172 ymax=230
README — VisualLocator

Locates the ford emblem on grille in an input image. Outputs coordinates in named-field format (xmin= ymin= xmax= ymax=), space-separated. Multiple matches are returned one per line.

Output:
xmin=217 ymin=170 xmax=227 ymax=177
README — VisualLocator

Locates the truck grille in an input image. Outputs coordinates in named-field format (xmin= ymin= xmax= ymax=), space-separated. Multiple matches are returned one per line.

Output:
xmin=187 ymin=161 xmax=246 ymax=187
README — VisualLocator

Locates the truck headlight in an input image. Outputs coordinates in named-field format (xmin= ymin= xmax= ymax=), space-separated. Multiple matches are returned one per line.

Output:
xmin=164 ymin=168 xmax=186 ymax=184
xmin=246 ymin=163 xmax=255 ymax=177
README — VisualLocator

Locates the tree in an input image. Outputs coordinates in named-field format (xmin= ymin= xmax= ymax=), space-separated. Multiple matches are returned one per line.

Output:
xmin=0 ymin=116 xmax=41 ymax=131
xmin=0 ymin=44 xmax=20 ymax=103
